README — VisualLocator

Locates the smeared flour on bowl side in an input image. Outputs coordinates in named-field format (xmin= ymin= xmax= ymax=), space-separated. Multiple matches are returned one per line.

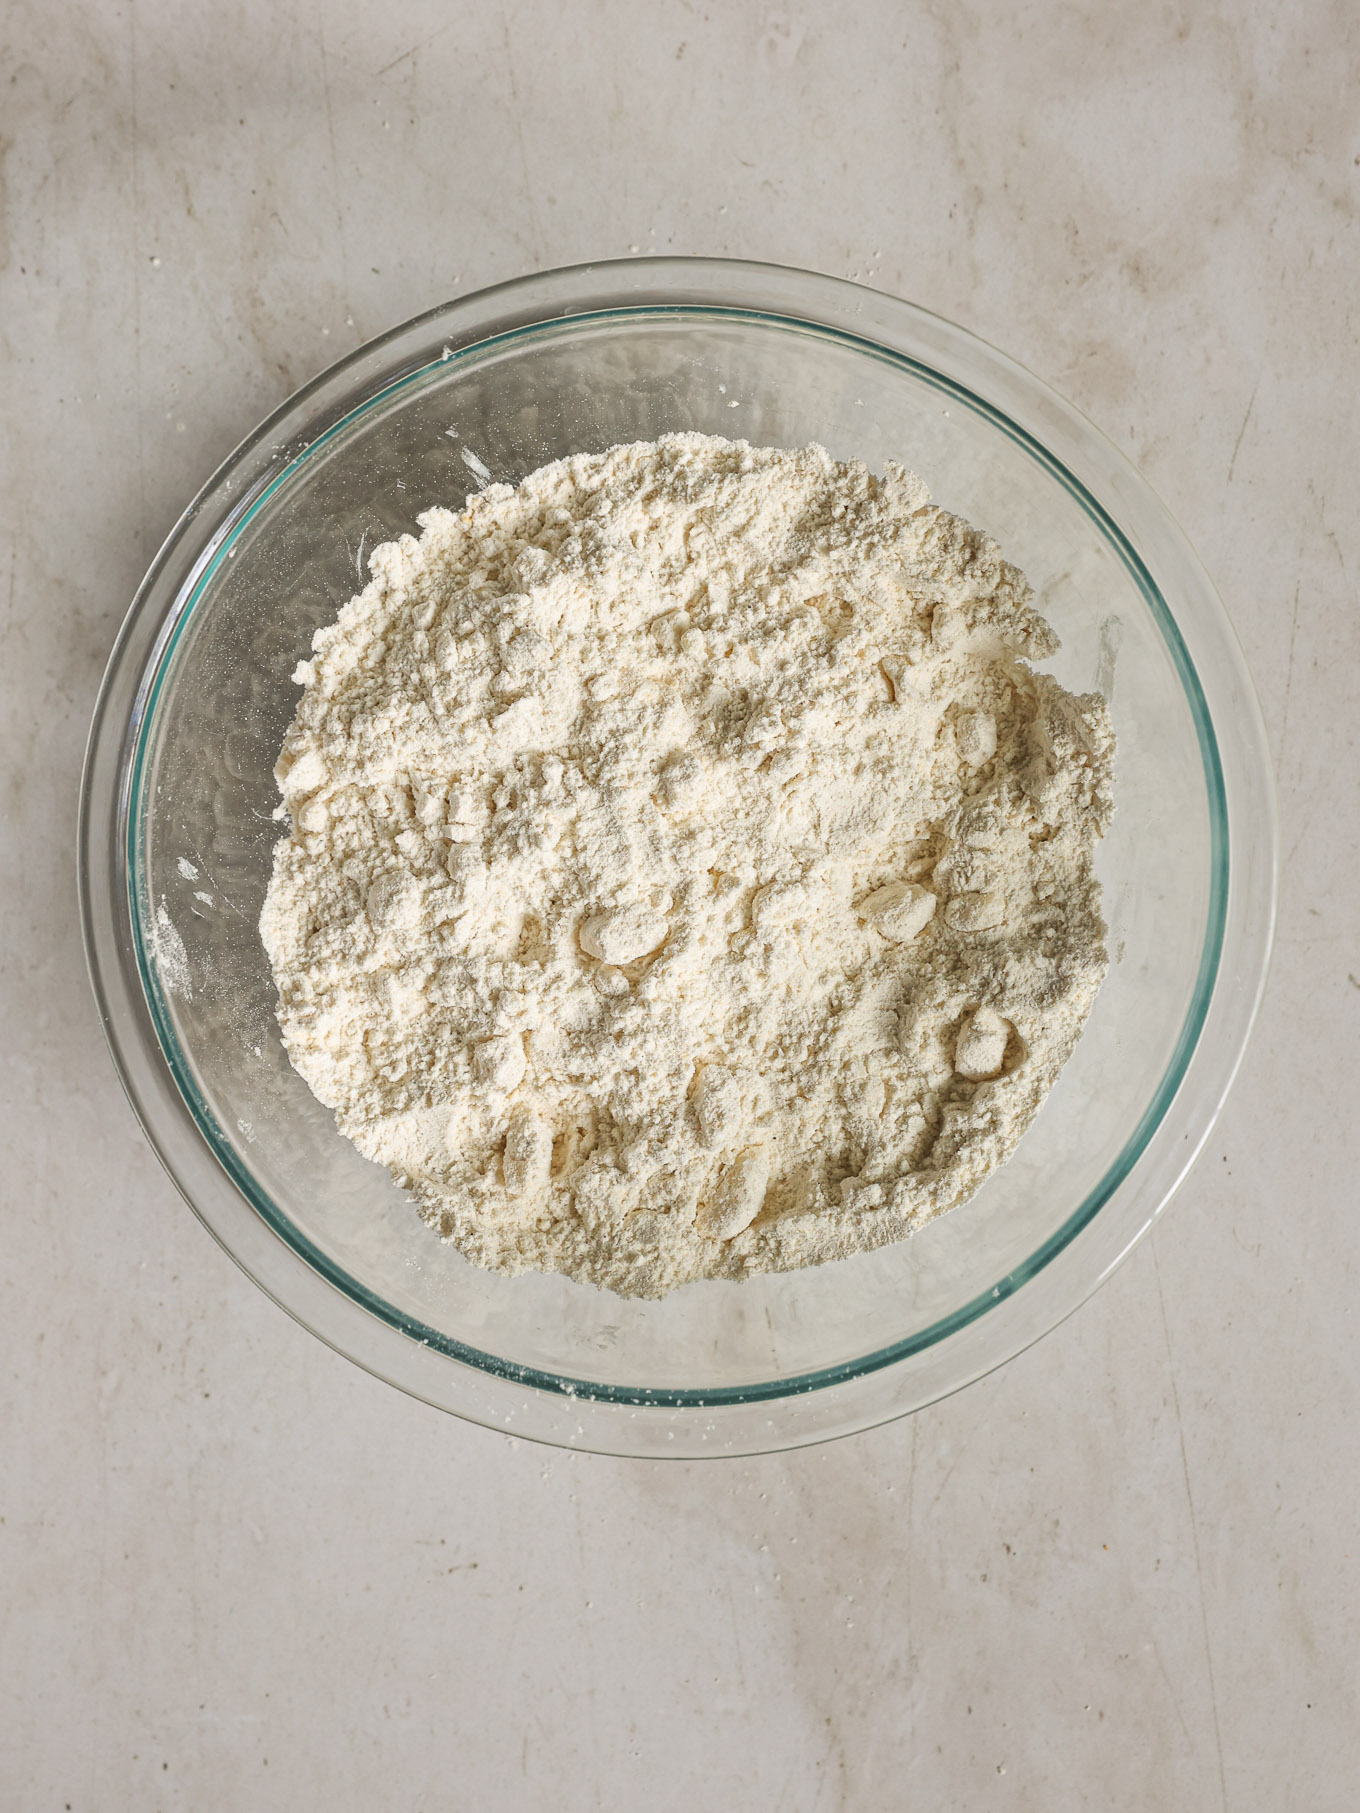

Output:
xmin=260 ymin=435 xmax=1114 ymax=1297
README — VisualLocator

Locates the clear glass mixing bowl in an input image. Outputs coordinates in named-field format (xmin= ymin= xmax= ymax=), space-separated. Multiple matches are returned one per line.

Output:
xmin=79 ymin=259 xmax=1276 ymax=1456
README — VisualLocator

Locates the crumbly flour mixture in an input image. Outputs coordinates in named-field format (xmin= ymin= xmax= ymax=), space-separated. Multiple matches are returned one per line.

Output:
xmin=261 ymin=434 xmax=1114 ymax=1297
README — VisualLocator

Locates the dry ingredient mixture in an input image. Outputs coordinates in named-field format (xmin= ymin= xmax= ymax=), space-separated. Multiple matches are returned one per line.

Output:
xmin=261 ymin=434 xmax=1114 ymax=1298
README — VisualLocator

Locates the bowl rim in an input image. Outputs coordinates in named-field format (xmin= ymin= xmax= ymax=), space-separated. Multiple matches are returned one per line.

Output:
xmin=80 ymin=255 xmax=1277 ymax=1454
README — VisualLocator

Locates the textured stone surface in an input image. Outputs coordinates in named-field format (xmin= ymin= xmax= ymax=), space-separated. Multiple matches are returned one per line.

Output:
xmin=2 ymin=2 xmax=1356 ymax=1806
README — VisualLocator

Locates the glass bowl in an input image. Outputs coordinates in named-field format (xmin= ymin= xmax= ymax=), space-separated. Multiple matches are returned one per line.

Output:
xmin=79 ymin=258 xmax=1276 ymax=1456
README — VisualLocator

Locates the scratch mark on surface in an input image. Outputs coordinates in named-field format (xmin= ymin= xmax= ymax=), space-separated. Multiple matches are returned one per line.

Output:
xmin=906 ymin=1416 xmax=917 ymax=1765
xmin=723 ymin=1575 xmax=751 ymax=1704
xmin=1152 ymin=1240 xmax=1229 ymax=1813
xmin=570 ymin=1484 xmax=603 ymax=1812
xmin=1275 ymin=580 xmax=1302 ymax=775
xmin=375 ymin=20 xmax=457 ymax=79
xmin=1227 ymin=369 xmax=1261 ymax=484
xmin=1150 ymin=1634 xmax=1195 ymax=1748
xmin=926 ymin=1419 xmax=982 ymax=1513
xmin=499 ymin=0 xmax=544 ymax=263
xmin=129 ymin=1 xmax=147 ymax=556
xmin=317 ymin=7 xmax=354 ymax=326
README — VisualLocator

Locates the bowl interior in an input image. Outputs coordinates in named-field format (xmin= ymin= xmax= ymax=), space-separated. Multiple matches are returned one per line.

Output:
xmin=130 ymin=308 xmax=1220 ymax=1400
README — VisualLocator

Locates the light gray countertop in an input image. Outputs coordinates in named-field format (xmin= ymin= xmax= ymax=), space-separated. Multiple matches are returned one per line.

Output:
xmin=4 ymin=3 xmax=1356 ymax=1807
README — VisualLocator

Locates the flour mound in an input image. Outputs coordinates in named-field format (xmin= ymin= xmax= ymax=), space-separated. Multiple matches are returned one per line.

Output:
xmin=261 ymin=435 xmax=1113 ymax=1298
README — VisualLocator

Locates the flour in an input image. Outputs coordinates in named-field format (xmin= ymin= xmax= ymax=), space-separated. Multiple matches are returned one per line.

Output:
xmin=260 ymin=435 xmax=1114 ymax=1298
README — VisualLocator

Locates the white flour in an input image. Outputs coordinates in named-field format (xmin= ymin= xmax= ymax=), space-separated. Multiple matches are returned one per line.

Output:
xmin=261 ymin=435 xmax=1113 ymax=1297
